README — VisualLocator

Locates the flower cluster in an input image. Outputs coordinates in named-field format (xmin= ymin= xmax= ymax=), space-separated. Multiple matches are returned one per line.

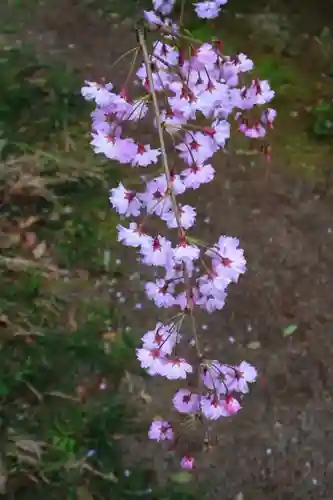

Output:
xmin=145 ymin=0 xmax=228 ymax=21
xmin=83 ymin=0 xmax=274 ymax=470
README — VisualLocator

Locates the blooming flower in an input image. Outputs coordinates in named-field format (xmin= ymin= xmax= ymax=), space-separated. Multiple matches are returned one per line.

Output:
xmin=143 ymin=10 xmax=163 ymax=26
xmin=194 ymin=1 xmax=221 ymax=19
xmin=206 ymin=236 xmax=246 ymax=283
xmin=163 ymin=357 xmax=193 ymax=380
xmin=132 ymin=144 xmax=161 ymax=167
xmin=201 ymin=361 xmax=230 ymax=393
xmin=173 ymin=240 xmax=200 ymax=263
xmin=148 ymin=419 xmax=174 ymax=441
xmin=180 ymin=456 xmax=195 ymax=469
xmin=153 ymin=0 xmax=175 ymax=14
xmin=109 ymin=183 xmax=141 ymax=217
xmin=161 ymin=204 xmax=197 ymax=229
xmin=226 ymin=361 xmax=258 ymax=394
xmin=173 ymin=389 xmax=200 ymax=413
xmin=84 ymin=0 xmax=271 ymax=444
xmin=117 ymin=222 xmax=151 ymax=248
xmin=201 ymin=393 xmax=241 ymax=419
xmin=81 ymin=80 xmax=114 ymax=106
xmin=183 ymin=163 xmax=215 ymax=189
xmin=136 ymin=347 xmax=166 ymax=375
xmin=142 ymin=322 xmax=178 ymax=355
xmin=140 ymin=235 xmax=173 ymax=267
xmin=145 ymin=279 xmax=176 ymax=308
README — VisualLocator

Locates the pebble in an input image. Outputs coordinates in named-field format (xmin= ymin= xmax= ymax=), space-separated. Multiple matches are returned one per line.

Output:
xmin=247 ymin=340 xmax=261 ymax=350
xmin=234 ymin=493 xmax=244 ymax=500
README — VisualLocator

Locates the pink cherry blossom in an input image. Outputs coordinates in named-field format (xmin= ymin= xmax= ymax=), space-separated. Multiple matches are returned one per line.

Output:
xmin=221 ymin=395 xmax=242 ymax=416
xmin=132 ymin=144 xmax=161 ymax=167
xmin=191 ymin=43 xmax=217 ymax=70
xmin=201 ymin=361 xmax=230 ymax=393
xmin=163 ymin=357 xmax=193 ymax=380
xmin=148 ymin=419 xmax=174 ymax=441
xmin=176 ymin=132 xmax=218 ymax=165
xmin=153 ymin=0 xmax=175 ymax=15
xmin=180 ymin=456 xmax=195 ymax=469
xmin=145 ymin=279 xmax=176 ymax=308
xmin=200 ymin=394 xmax=227 ymax=420
xmin=83 ymin=0 xmax=272 ymax=459
xmin=81 ymin=80 xmax=114 ymax=106
xmin=194 ymin=1 xmax=221 ymax=19
xmin=140 ymin=235 xmax=173 ymax=267
xmin=109 ymin=183 xmax=141 ymax=217
xmin=143 ymin=10 xmax=163 ymax=26
xmin=173 ymin=389 xmax=200 ymax=413
xmin=136 ymin=347 xmax=166 ymax=375
xmin=117 ymin=222 xmax=151 ymax=248
xmin=173 ymin=240 xmax=200 ymax=263
xmin=226 ymin=361 xmax=258 ymax=394
xmin=207 ymin=236 xmax=246 ymax=283
xmin=142 ymin=322 xmax=178 ymax=355
xmin=182 ymin=163 xmax=215 ymax=189
xmin=162 ymin=204 xmax=196 ymax=229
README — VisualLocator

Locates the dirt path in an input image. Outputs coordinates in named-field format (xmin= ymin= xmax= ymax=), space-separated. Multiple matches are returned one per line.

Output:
xmin=6 ymin=1 xmax=333 ymax=498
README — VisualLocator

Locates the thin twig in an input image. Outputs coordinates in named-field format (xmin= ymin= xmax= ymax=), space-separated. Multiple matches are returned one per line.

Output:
xmin=179 ymin=0 xmax=186 ymax=26
xmin=109 ymin=46 xmax=140 ymax=71
xmin=137 ymin=28 xmax=202 ymax=357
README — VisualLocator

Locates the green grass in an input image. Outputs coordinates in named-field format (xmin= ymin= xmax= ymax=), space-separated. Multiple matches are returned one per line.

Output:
xmin=0 ymin=44 xmax=87 ymax=158
xmin=0 ymin=38 xmax=200 ymax=500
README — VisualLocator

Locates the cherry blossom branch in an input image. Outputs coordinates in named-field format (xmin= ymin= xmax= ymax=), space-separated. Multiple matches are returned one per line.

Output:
xmin=82 ymin=0 xmax=276 ymax=471
xmin=138 ymin=28 xmax=203 ymax=358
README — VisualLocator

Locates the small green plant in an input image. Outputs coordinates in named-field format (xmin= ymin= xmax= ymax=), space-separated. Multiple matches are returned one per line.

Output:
xmin=0 ymin=45 xmax=87 ymax=158
xmin=311 ymin=102 xmax=333 ymax=139
xmin=314 ymin=26 xmax=333 ymax=77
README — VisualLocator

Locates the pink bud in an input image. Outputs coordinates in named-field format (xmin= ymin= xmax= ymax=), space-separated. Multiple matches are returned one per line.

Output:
xmin=180 ymin=455 xmax=195 ymax=469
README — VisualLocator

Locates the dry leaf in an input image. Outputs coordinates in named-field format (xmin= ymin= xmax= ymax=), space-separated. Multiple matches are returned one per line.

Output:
xmin=10 ymin=175 xmax=49 ymax=198
xmin=0 ymin=454 xmax=7 ymax=494
xmin=32 ymin=241 xmax=47 ymax=259
xmin=15 ymin=439 xmax=43 ymax=459
xmin=24 ymin=232 xmax=38 ymax=248
xmin=77 ymin=486 xmax=94 ymax=500
xmin=247 ymin=341 xmax=261 ymax=350
xmin=19 ymin=216 xmax=40 ymax=229
xmin=0 ymin=232 xmax=20 ymax=249
xmin=16 ymin=453 xmax=40 ymax=466
xmin=139 ymin=390 xmax=152 ymax=404
xmin=0 ymin=315 xmax=9 ymax=328
xmin=102 ymin=331 xmax=118 ymax=342
xmin=47 ymin=391 xmax=80 ymax=402
xmin=68 ymin=306 xmax=77 ymax=331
